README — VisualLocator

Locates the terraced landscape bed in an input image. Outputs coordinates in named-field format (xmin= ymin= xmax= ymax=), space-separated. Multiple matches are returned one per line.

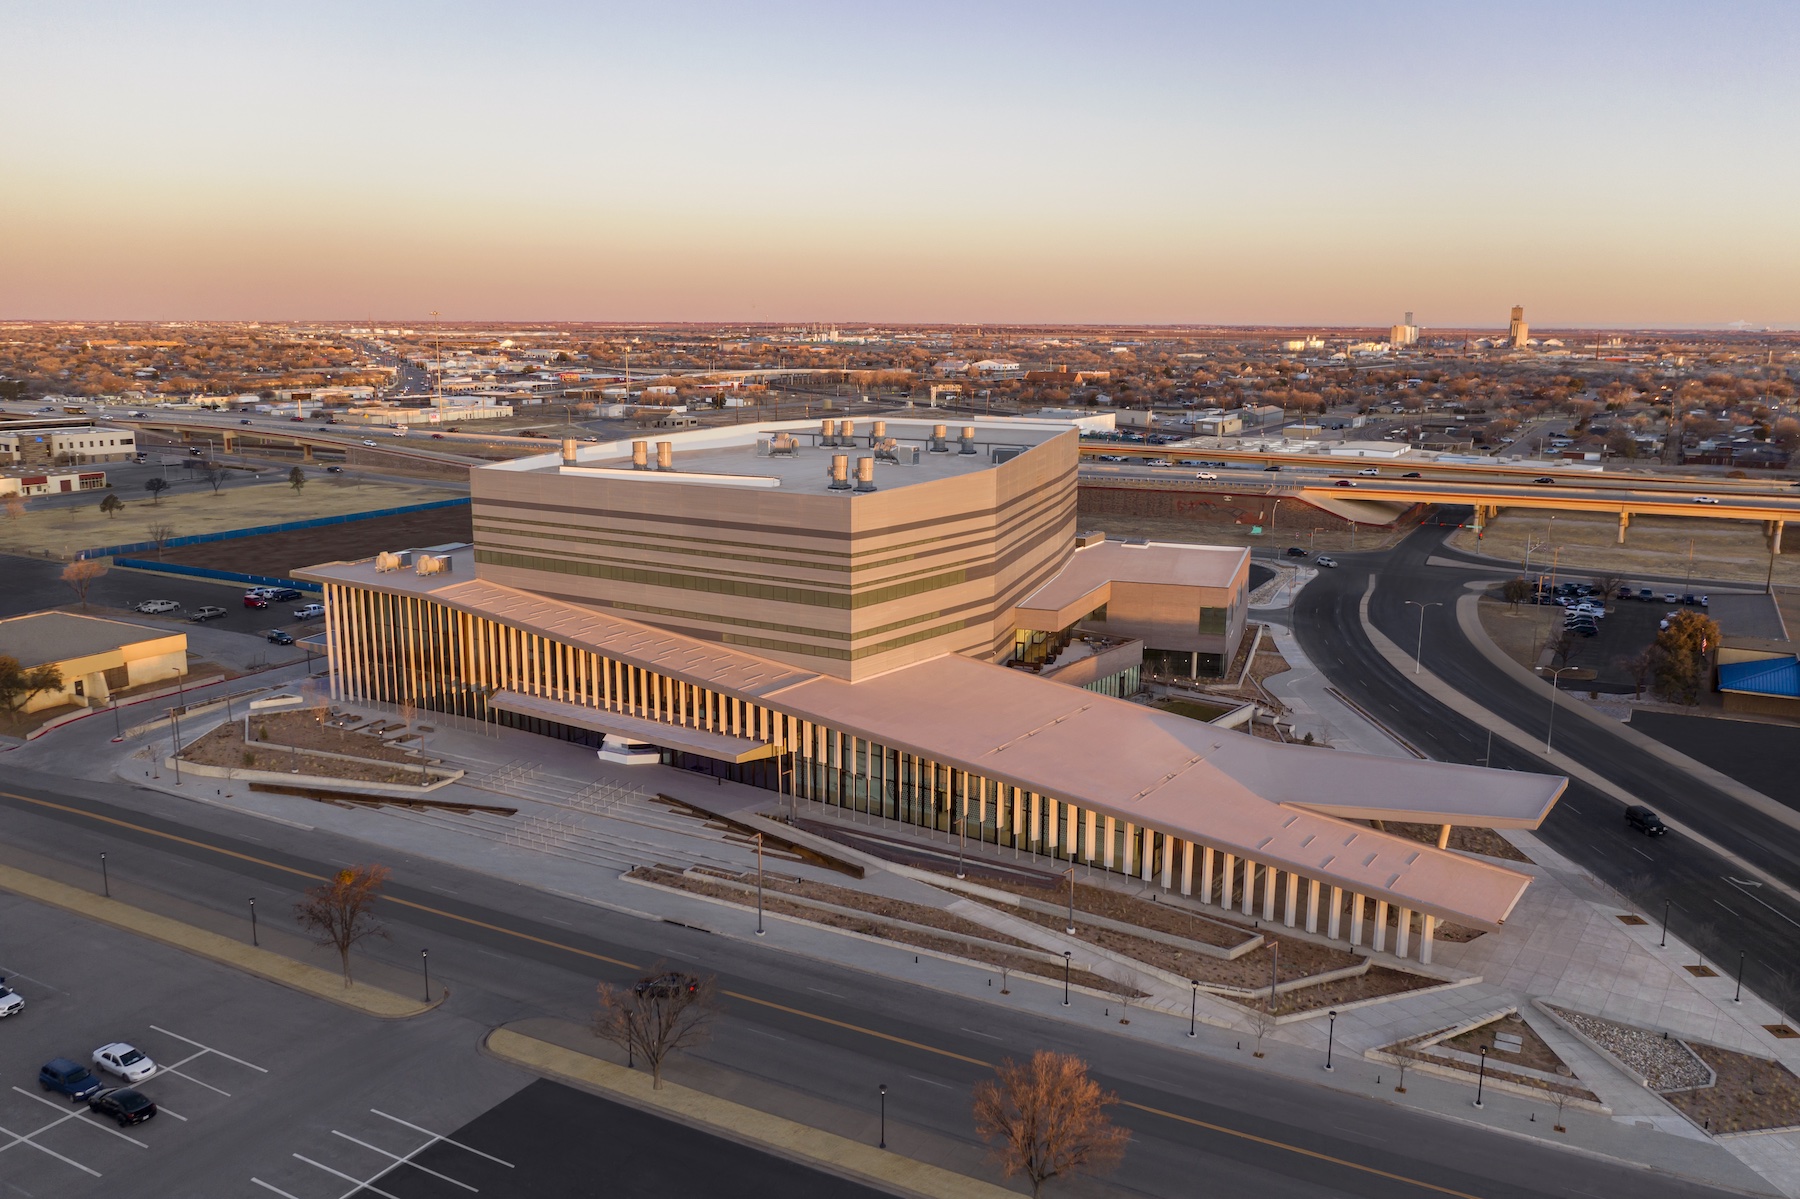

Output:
xmin=629 ymin=866 xmax=1142 ymax=997
xmin=923 ymin=867 xmax=1254 ymax=951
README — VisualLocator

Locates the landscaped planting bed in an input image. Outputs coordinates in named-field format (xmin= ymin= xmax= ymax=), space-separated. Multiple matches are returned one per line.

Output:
xmin=1662 ymin=1043 xmax=1800 ymax=1134
xmin=630 ymin=867 xmax=1141 ymax=997
xmin=1234 ymin=965 xmax=1448 ymax=1017
xmin=925 ymin=867 xmax=1254 ymax=951
xmin=1444 ymin=1013 xmax=1569 ymax=1076
xmin=1546 ymin=1005 xmax=1713 ymax=1091
xmin=179 ymin=713 xmax=442 ymax=786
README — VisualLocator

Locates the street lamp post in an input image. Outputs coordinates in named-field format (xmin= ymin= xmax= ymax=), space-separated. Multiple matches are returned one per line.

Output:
xmin=1062 ymin=950 xmax=1072 ymax=1006
xmin=111 ymin=697 xmax=123 ymax=743
xmin=878 ymin=1084 xmax=887 ymax=1149
xmin=1324 ymin=1008 xmax=1337 ymax=1071
xmin=1543 ymin=666 xmax=1573 ymax=753
xmin=421 ymin=949 xmax=430 ymax=1002
xmin=1735 ymin=951 xmax=1745 ymax=1003
xmin=249 ymin=898 xmax=257 ymax=946
xmin=1474 ymin=1046 xmax=1489 ymax=1108
xmin=1403 ymin=601 xmax=1442 ymax=676
xmin=170 ymin=707 xmax=182 ymax=784
xmin=100 ymin=852 xmax=109 ymax=898
xmin=1188 ymin=980 xmax=1199 ymax=1038
xmin=754 ymin=832 xmax=765 ymax=936
xmin=1661 ymin=899 xmax=1671 ymax=947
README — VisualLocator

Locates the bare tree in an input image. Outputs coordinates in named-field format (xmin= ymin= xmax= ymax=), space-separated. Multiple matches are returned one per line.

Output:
xmin=1549 ymin=630 xmax=1578 ymax=669
xmin=1250 ymin=1002 xmax=1277 ymax=1058
xmin=1618 ymin=647 xmax=1661 ymax=701
xmin=1552 ymin=1090 xmax=1568 ymax=1132
xmin=61 ymin=558 xmax=108 ymax=609
xmin=592 ymin=967 xmax=714 ymax=1089
xmin=293 ymin=864 xmax=390 ymax=986
xmin=973 ymin=1052 xmax=1129 ymax=1198
xmin=1394 ymin=1053 xmax=1409 ymax=1093
xmin=0 ymin=656 xmax=63 ymax=716
xmin=201 ymin=461 xmax=229 ymax=495
xmin=3 ymin=494 xmax=26 ymax=523
xmin=147 ymin=522 xmax=175 ymax=560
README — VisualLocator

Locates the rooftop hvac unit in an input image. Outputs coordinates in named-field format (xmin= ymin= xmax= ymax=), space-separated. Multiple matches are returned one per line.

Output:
xmin=896 ymin=445 xmax=921 ymax=466
xmin=873 ymin=436 xmax=901 ymax=464
xmin=416 ymin=553 xmax=453 ymax=576
xmin=991 ymin=446 xmax=1024 ymax=465
xmin=375 ymin=550 xmax=413 ymax=572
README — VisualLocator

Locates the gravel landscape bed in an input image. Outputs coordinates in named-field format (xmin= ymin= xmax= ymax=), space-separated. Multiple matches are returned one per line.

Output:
xmin=1546 ymin=1005 xmax=1713 ymax=1091
xmin=179 ymin=714 xmax=440 ymax=786
xmin=630 ymin=867 xmax=1141 ymax=997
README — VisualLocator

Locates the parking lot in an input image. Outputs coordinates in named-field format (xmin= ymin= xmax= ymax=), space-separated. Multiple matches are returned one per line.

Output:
xmin=0 ymin=893 xmax=527 ymax=1198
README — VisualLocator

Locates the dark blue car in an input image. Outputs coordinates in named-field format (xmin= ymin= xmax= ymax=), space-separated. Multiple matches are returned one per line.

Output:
xmin=40 ymin=1057 xmax=102 ymax=1101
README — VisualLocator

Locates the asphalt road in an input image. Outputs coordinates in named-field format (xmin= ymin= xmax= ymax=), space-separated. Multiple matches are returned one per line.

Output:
xmin=0 ymin=764 xmax=1747 ymax=1199
xmin=1291 ymin=513 xmax=1800 ymax=1012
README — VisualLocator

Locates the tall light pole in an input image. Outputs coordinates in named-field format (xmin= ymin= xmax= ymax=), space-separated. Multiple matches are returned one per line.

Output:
xmin=754 ymin=832 xmax=765 ymax=936
xmin=1324 ymin=1008 xmax=1337 ymax=1071
xmin=1062 ymin=950 xmax=1072 ymax=1006
xmin=1474 ymin=1045 xmax=1489 ymax=1108
xmin=1188 ymin=979 xmax=1199 ymax=1038
xmin=1063 ymin=865 xmax=1076 ymax=934
xmin=1543 ymin=665 xmax=1573 ymax=753
xmin=1404 ymin=601 xmax=1442 ymax=676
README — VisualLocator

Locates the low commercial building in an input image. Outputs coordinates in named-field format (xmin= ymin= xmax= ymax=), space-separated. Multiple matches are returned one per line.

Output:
xmin=1717 ymin=637 xmax=1800 ymax=718
xmin=0 ymin=424 xmax=136 ymax=465
xmin=299 ymin=415 xmax=1567 ymax=961
xmin=0 ymin=470 xmax=108 ymax=497
xmin=0 ymin=612 xmax=187 ymax=712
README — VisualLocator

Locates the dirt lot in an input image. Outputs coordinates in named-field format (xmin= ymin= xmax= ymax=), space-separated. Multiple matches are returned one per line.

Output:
xmin=162 ymin=504 xmax=472 ymax=578
xmin=1449 ymin=510 xmax=1799 ymax=588
xmin=0 ymin=478 xmax=456 ymax=559
xmin=1477 ymin=597 xmax=1563 ymax=671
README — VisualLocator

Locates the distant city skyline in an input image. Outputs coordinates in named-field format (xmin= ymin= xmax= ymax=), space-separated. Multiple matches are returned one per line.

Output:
xmin=2 ymin=2 xmax=1795 ymax=327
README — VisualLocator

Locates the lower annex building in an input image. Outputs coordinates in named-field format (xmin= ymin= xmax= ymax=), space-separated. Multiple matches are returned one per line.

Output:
xmin=299 ymin=416 xmax=1566 ymax=964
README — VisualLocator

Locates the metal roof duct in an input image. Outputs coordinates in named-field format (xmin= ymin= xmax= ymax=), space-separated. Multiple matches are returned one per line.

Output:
xmin=827 ymin=453 xmax=853 ymax=490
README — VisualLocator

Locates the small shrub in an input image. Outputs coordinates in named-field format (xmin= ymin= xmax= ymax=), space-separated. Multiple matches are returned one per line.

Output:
xmin=241 ymin=750 xmax=255 ymax=768
xmin=256 ymin=725 xmax=268 ymax=741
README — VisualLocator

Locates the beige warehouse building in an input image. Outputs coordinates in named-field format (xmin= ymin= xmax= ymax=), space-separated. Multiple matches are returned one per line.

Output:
xmin=0 ymin=612 xmax=187 ymax=712
xmin=300 ymin=416 xmax=1566 ymax=962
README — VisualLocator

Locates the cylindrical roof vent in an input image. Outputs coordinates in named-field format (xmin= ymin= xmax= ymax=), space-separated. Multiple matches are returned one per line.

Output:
xmin=959 ymin=425 xmax=977 ymax=455
xmin=828 ymin=453 xmax=853 ymax=490
xmin=930 ymin=423 xmax=949 ymax=453
xmin=821 ymin=418 xmax=837 ymax=447
xmin=871 ymin=420 xmax=887 ymax=446
xmin=631 ymin=440 xmax=650 ymax=470
xmin=840 ymin=419 xmax=855 ymax=446
xmin=656 ymin=441 xmax=674 ymax=471
xmin=854 ymin=456 xmax=877 ymax=492
xmin=560 ymin=438 xmax=578 ymax=466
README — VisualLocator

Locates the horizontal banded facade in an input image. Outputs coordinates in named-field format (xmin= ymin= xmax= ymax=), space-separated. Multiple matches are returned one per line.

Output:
xmin=468 ymin=429 xmax=1078 ymax=679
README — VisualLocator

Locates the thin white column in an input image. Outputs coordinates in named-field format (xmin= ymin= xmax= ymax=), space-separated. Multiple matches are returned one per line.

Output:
xmin=1283 ymin=872 xmax=1299 ymax=928
xmin=1420 ymin=915 xmax=1436 ymax=965
xmin=1219 ymin=854 xmax=1235 ymax=908
xmin=1349 ymin=893 xmax=1365 ymax=946
xmin=1373 ymin=900 xmax=1390 ymax=954
xmin=1180 ymin=841 xmax=1194 ymax=896
xmin=1084 ymin=809 xmax=1098 ymax=864
xmin=1263 ymin=869 xmax=1278 ymax=922
xmin=1103 ymin=816 xmax=1117 ymax=870
xmin=1045 ymin=798 xmax=1058 ymax=851
xmin=1199 ymin=847 xmax=1215 ymax=905
xmin=1304 ymin=879 xmax=1320 ymax=933
xmin=1328 ymin=885 xmax=1343 ymax=940
xmin=1395 ymin=907 xmax=1412 ymax=959
xmin=1241 ymin=861 xmax=1256 ymax=916
xmin=1161 ymin=837 xmax=1175 ymax=890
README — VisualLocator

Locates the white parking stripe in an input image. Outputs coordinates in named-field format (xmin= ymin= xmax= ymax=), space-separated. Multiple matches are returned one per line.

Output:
xmin=369 ymin=1110 xmax=514 ymax=1167
xmin=332 ymin=1130 xmax=478 ymax=1192
xmin=10 ymin=1088 xmax=148 ymax=1146
xmin=0 ymin=1121 xmax=102 ymax=1177
xmin=157 ymin=1105 xmax=188 ymax=1122
xmin=293 ymin=1153 xmax=404 ymax=1199
xmin=251 ymin=1179 xmax=305 ymax=1199
xmin=158 ymin=1065 xmax=231 ymax=1097
xmin=148 ymin=1025 xmax=269 ymax=1071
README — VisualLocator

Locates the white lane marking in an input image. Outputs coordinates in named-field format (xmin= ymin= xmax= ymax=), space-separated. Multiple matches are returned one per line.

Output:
xmin=907 ymin=1075 xmax=954 ymax=1089
xmin=0 ymin=1119 xmax=102 ymax=1176
xmin=1726 ymin=878 xmax=1800 ymax=930
xmin=10 ymin=1087 xmax=147 ymax=1146
xmin=743 ymin=1027 xmax=786 ymax=1040
xmin=369 ymin=1111 xmax=515 ymax=1167
xmin=252 ymin=1179 xmax=305 ymax=1198
xmin=806 ymin=987 xmax=844 ymax=998
xmin=294 ymin=1153 xmax=405 ymax=1199
xmin=148 ymin=1026 xmax=269 ymax=1071
xmin=959 ymin=1028 xmax=1003 ymax=1040
xmin=332 ymin=1131 xmax=478 ymax=1192
xmin=158 ymin=1066 xmax=231 ymax=1097
xmin=1632 ymin=847 xmax=1655 ymax=861
xmin=1716 ymin=900 xmax=1741 ymax=917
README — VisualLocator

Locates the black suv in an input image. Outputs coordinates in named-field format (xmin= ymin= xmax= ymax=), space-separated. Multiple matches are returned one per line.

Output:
xmin=1625 ymin=805 xmax=1667 ymax=836
xmin=633 ymin=972 xmax=700 ymax=1000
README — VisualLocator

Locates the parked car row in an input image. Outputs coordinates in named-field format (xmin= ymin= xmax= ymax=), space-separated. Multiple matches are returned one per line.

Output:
xmin=39 ymin=1038 xmax=162 ymax=1126
xmin=135 ymin=596 xmax=324 ymax=622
